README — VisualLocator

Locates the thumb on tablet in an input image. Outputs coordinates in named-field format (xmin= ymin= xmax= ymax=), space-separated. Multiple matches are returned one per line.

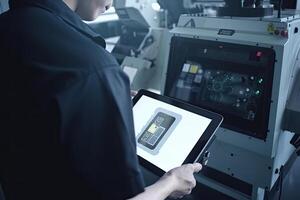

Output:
xmin=192 ymin=163 xmax=202 ymax=173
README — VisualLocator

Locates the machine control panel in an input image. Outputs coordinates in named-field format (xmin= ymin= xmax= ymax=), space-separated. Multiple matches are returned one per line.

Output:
xmin=165 ymin=37 xmax=275 ymax=139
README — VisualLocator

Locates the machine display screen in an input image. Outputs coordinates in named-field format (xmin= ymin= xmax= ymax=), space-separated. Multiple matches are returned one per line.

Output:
xmin=165 ymin=37 xmax=275 ymax=139
xmin=172 ymin=62 xmax=264 ymax=121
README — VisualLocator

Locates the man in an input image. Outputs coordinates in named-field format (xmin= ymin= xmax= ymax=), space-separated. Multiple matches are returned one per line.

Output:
xmin=0 ymin=0 xmax=201 ymax=199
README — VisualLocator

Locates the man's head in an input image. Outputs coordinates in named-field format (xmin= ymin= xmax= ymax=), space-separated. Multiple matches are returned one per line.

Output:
xmin=64 ymin=0 xmax=113 ymax=21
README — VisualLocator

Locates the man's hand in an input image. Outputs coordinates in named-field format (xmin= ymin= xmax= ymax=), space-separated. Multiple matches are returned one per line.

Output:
xmin=161 ymin=163 xmax=202 ymax=199
xmin=128 ymin=163 xmax=202 ymax=200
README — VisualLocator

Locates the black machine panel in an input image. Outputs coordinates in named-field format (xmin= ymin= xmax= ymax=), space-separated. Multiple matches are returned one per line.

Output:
xmin=165 ymin=37 xmax=275 ymax=139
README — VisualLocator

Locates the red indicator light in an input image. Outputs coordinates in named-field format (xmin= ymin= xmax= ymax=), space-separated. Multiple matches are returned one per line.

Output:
xmin=256 ymin=51 xmax=262 ymax=57
xmin=281 ymin=30 xmax=288 ymax=37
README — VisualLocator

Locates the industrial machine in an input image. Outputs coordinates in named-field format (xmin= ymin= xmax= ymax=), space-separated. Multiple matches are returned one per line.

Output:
xmin=111 ymin=7 xmax=152 ymax=63
xmin=162 ymin=1 xmax=300 ymax=199
xmin=158 ymin=0 xmax=225 ymax=28
xmin=111 ymin=0 xmax=231 ymax=92
xmin=110 ymin=6 xmax=170 ymax=91
xmin=115 ymin=0 xmax=163 ymax=28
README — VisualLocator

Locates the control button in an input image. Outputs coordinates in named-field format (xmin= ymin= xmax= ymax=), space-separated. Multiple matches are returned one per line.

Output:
xmin=256 ymin=51 xmax=262 ymax=57
xmin=201 ymin=151 xmax=210 ymax=166
xmin=189 ymin=65 xmax=199 ymax=74
xmin=182 ymin=63 xmax=190 ymax=72
xmin=204 ymin=151 xmax=210 ymax=158
xmin=281 ymin=30 xmax=288 ymax=37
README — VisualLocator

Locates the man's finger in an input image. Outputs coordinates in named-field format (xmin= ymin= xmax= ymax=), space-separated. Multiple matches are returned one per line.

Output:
xmin=192 ymin=163 xmax=202 ymax=173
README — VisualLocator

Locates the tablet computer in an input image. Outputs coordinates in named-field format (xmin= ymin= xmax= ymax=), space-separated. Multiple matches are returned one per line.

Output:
xmin=133 ymin=89 xmax=223 ymax=176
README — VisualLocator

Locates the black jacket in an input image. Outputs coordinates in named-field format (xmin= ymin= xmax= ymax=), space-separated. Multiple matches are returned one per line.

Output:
xmin=0 ymin=0 xmax=145 ymax=199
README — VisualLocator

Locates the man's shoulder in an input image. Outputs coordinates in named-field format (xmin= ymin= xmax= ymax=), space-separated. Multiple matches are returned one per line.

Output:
xmin=0 ymin=6 xmax=72 ymax=49
xmin=0 ymin=7 xmax=120 ymax=73
xmin=0 ymin=6 xmax=62 ymax=29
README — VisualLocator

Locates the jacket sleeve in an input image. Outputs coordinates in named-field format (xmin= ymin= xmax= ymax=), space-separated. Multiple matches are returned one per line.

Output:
xmin=56 ymin=66 xmax=145 ymax=199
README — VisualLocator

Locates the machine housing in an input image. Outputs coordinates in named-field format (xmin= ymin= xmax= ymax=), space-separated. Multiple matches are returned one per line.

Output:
xmin=163 ymin=10 xmax=300 ymax=200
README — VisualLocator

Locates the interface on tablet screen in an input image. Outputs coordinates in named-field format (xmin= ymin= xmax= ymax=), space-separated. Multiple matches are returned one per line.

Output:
xmin=133 ymin=95 xmax=212 ymax=172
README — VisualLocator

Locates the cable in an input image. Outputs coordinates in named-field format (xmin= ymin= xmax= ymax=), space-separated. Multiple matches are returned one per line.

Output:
xmin=278 ymin=0 xmax=283 ymax=18
xmin=278 ymin=165 xmax=284 ymax=200
xmin=264 ymin=188 xmax=270 ymax=200
xmin=296 ymin=146 xmax=300 ymax=156
xmin=295 ymin=136 xmax=300 ymax=146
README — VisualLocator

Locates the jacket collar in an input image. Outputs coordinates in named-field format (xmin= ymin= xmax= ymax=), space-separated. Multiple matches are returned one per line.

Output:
xmin=9 ymin=0 xmax=106 ymax=48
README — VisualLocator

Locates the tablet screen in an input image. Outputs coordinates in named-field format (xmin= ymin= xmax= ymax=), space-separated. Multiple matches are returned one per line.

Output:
xmin=133 ymin=95 xmax=212 ymax=172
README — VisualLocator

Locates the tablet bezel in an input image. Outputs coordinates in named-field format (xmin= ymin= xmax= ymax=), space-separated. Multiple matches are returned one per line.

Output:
xmin=132 ymin=89 xmax=223 ymax=176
